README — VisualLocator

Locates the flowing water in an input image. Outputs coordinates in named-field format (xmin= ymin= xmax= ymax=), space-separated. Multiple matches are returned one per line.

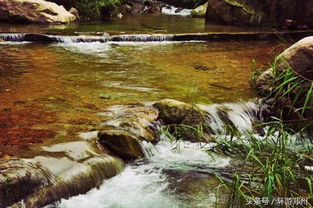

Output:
xmin=58 ymin=136 xmax=230 ymax=208
xmin=0 ymin=14 xmax=286 ymax=207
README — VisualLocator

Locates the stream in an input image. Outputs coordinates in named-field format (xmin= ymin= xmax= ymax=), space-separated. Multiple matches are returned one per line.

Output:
xmin=0 ymin=14 xmax=287 ymax=208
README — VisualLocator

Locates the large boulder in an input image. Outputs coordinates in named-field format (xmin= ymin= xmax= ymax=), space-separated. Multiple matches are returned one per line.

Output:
xmin=205 ymin=0 xmax=265 ymax=26
xmin=205 ymin=0 xmax=313 ymax=27
xmin=0 ymin=0 xmax=77 ymax=24
xmin=255 ymin=36 xmax=313 ymax=123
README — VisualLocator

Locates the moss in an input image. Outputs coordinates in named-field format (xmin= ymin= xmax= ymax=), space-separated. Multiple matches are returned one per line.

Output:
xmin=49 ymin=0 xmax=122 ymax=20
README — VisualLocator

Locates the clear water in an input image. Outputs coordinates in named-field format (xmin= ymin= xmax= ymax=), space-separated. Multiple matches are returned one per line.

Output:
xmin=0 ymin=14 xmax=267 ymax=35
xmin=0 ymin=37 xmax=277 ymax=157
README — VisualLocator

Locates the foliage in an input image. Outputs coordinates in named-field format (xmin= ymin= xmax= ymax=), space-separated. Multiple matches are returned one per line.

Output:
xmin=50 ymin=0 xmax=122 ymax=20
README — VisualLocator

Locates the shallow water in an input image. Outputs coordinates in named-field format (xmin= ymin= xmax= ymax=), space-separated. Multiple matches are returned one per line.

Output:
xmin=0 ymin=13 xmax=281 ymax=155
xmin=0 ymin=14 xmax=290 ymax=208
xmin=0 ymin=15 xmax=267 ymax=35
xmin=0 ymin=37 xmax=278 ymax=157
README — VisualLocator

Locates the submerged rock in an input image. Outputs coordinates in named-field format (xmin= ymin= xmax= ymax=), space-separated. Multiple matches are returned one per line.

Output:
xmin=0 ymin=0 xmax=77 ymax=24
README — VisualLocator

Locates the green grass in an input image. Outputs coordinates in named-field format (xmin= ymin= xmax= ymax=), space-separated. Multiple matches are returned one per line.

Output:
xmin=163 ymin=119 xmax=313 ymax=207
xmin=210 ymin=122 xmax=313 ymax=208
xmin=254 ymin=56 xmax=313 ymax=132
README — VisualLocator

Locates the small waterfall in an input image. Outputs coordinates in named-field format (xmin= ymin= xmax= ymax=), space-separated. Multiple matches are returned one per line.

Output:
xmin=57 ymin=135 xmax=230 ymax=208
xmin=0 ymin=33 xmax=110 ymax=43
xmin=110 ymin=34 xmax=174 ymax=42
xmin=0 ymin=33 xmax=26 ymax=41
xmin=53 ymin=35 xmax=110 ymax=43
xmin=161 ymin=5 xmax=192 ymax=16
xmin=197 ymin=100 xmax=268 ymax=134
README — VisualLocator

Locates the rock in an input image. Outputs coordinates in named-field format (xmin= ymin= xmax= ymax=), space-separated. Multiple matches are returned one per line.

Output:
xmin=205 ymin=0 xmax=263 ymax=26
xmin=153 ymin=99 xmax=205 ymax=125
xmin=255 ymin=36 xmax=313 ymax=121
xmin=69 ymin=7 xmax=79 ymax=20
xmin=98 ymin=105 xmax=161 ymax=157
xmin=153 ymin=99 xmax=212 ymax=142
xmin=168 ymin=171 xmax=228 ymax=207
xmin=0 ymin=159 xmax=50 ymax=208
xmin=191 ymin=3 xmax=207 ymax=17
xmin=98 ymin=129 xmax=145 ymax=160
xmin=277 ymin=37 xmax=313 ymax=80
xmin=0 ymin=0 xmax=77 ymax=24
xmin=122 ymin=0 xmax=161 ymax=15
xmin=103 ymin=105 xmax=159 ymax=122
xmin=205 ymin=0 xmax=313 ymax=27
xmin=256 ymin=36 xmax=313 ymax=89
xmin=1 ymin=141 xmax=124 ymax=207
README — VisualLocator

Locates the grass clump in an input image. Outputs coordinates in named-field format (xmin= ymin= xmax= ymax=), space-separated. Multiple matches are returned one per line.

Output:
xmin=254 ymin=56 xmax=313 ymax=133
xmin=211 ymin=122 xmax=313 ymax=208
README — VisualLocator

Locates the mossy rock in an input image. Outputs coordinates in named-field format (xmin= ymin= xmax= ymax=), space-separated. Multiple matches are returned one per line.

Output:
xmin=153 ymin=99 xmax=206 ymax=125
xmin=98 ymin=129 xmax=145 ymax=160
xmin=191 ymin=3 xmax=207 ymax=18
xmin=166 ymin=124 xmax=212 ymax=142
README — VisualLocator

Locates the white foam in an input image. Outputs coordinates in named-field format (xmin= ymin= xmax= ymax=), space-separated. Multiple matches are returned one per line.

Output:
xmin=57 ymin=136 xmax=230 ymax=208
xmin=161 ymin=6 xmax=192 ymax=16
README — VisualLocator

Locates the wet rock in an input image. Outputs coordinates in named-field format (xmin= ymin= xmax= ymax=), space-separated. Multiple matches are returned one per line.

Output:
xmin=153 ymin=99 xmax=205 ymax=125
xmin=23 ymin=34 xmax=59 ymax=43
xmin=103 ymin=105 xmax=159 ymax=122
xmin=0 ymin=159 xmax=50 ymax=208
xmin=1 ymin=141 xmax=124 ymax=208
xmin=98 ymin=105 xmax=161 ymax=157
xmin=98 ymin=129 xmax=145 ymax=160
xmin=191 ymin=3 xmax=207 ymax=18
xmin=101 ymin=117 xmax=159 ymax=143
xmin=153 ymin=99 xmax=212 ymax=142
xmin=0 ymin=0 xmax=77 ymax=24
